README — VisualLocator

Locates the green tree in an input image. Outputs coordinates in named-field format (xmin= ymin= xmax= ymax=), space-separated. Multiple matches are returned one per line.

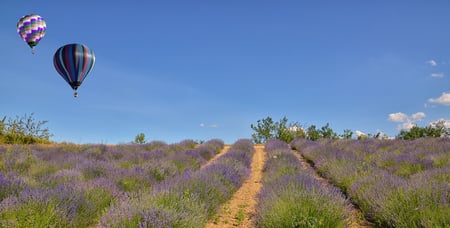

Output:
xmin=290 ymin=124 xmax=307 ymax=140
xmin=276 ymin=117 xmax=306 ymax=143
xmin=1 ymin=113 xmax=51 ymax=144
xmin=251 ymin=116 xmax=305 ymax=144
xmin=397 ymin=121 xmax=449 ymax=140
xmin=306 ymin=125 xmax=320 ymax=141
xmin=0 ymin=116 xmax=5 ymax=144
xmin=319 ymin=123 xmax=338 ymax=139
xmin=429 ymin=120 xmax=449 ymax=137
xmin=134 ymin=133 xmax=146 ymax=144
xmin=251 ymin=117 xmax=276 ymax=144
xmin=340 ymin=129 xmax=353 ymax=139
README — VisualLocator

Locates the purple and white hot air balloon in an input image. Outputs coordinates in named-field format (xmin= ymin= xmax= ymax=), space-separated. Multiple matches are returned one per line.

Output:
xmin=17 ymin=14 xmax=46 ymax=54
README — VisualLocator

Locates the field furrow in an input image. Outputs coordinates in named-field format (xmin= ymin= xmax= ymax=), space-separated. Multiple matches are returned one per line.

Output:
xmin=293 ymin=151 xmax=372 ymax=228
xmin=206 ymin=144 xmax=266 ymax=227
xmin=291 ymin=138 xmax=450 ymax=227
xmin=256 ymin=139 xmax=364 ymax=227
xmin=201 ymin=145 xmax=231 ymax=169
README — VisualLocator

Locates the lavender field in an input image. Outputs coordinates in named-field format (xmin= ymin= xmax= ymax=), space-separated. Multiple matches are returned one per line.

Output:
xmin=0 ymin=139 xmax=234 ymax=227
xmin=291 ymin=138 xmax=450 ymax=227
xmin=0 ymin=137 xmax=449 ymax=227
xmin=257 ymin=139 xmax=352 ymax=227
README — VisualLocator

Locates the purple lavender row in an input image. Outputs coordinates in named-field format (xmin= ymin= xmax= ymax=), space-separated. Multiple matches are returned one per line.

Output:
xmin=256 ymin=138 xmax=350 ymax=227
xmin=291 ymin=138 xmax=450 ymax=227
xmin=0 ymin=139 xmax=224 ymax=227
xmin=99 ymin=139 xmax=254 ymax=227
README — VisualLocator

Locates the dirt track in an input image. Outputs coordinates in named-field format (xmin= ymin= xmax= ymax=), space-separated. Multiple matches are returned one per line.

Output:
xmin=205 ymin=145 xmax=371 ymax=228
xmin=202 ymin=145 xmax=231 ymax=169
xmin=206 ymin=145 xmax=266 ymax=228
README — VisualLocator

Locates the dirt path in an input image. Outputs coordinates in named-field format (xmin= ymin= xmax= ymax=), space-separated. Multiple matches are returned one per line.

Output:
xmin=201 ymin=145 xmax=231 ymax=169
xmin=206 ymin=145 xmax=266 ymax=228
xmin=293 ymin=151 xmax=372 ymax=228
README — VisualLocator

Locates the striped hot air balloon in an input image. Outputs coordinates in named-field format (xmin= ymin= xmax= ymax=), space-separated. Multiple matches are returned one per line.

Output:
xmin=17 ymin=14 xmax=46 ymax=54
xmin=53 ymin=43 xmax=96 ymax=97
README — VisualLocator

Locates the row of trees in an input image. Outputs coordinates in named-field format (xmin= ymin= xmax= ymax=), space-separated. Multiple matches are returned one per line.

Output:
xmin=397 ymin=120 xmax=449 ymax=140
xmin=0 ymin=113 xmax=52 ymax=144
xmin=250 ymin=116 xmax=352 ymax=144
xmin=251 ymin=116 xmax=449 ymax=143
xmin=1 ymin=113 xmax=448 ymax=145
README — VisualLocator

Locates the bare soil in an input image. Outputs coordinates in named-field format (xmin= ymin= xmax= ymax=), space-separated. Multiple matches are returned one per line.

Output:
xmin=201 ymin=145 xmax=231 ymax=169
xmin=205 ymin=144 xmax=266 ymax=228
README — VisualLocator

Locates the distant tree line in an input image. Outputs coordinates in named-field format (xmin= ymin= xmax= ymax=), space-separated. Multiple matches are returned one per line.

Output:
xmin=397 ymin=120 xmax=449 ymax=140
xmin=251 ymin=116 xmax=449 ymax=143
xmin=250 ymin=116 xmax=352 ymax=144
xmin=0 ymin=113 xmax=52 ymax=144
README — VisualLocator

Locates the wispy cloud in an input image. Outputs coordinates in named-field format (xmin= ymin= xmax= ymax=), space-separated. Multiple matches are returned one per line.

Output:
xmin=428 ymin=92 xmax=450 ymax=106
xmin=431 ymin=73 xmax=444 ymax=78
xmin=200 ymin=123 xmax=219 ymax=128
xmin=388 ymin=112 xmax=426 ymax=130
xmin=411 ymin=112 xmax=426 ymax=121
xmin=426 ymin=59 xmax=437 ymax=66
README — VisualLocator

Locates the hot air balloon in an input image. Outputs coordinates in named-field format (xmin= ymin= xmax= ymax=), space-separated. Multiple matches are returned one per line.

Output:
xmin=17 ymin=14 xmax=46 ymax=54
xmin=53 ymin=43 xmax=96 ymax=97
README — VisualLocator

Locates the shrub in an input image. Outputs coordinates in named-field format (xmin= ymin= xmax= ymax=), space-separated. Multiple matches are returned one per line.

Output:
xmin=0 ymin=113 xmax=52 ymax=144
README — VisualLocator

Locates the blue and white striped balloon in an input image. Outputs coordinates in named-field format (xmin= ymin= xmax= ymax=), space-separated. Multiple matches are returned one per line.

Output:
xmin=53 ymin=43 xmax=96 ymax=97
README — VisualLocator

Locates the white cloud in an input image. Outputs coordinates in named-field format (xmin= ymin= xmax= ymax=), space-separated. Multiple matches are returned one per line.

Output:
xmin=426 ymin=59 xmax=437 ymax=66
xmin=411 ymin=112 xmax=426 ymax=121
xmin=388 ymin=112 xmax=426 ymax=130
xmin=388 ymin=112 xmax=408 ymax=122
xmin=355 ymin=130 xmax=366 ymax=137
xmin=431 ymin=73 xmax=444 ymax=78
xmin=200 ymin=123 xmax=219 ymax=128
xmin=428 ymin=92 xmax=450 ymax=106
xmin=400 ymin=121 xmax=415 ymax=130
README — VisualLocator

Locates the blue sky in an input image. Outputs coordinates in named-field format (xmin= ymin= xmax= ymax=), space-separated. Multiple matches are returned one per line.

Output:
xmin=1 ymin=1 xmax=450 ymax=144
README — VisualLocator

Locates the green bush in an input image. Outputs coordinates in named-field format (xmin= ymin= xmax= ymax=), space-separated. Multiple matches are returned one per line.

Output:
xmin=0 ymin=113 xmax=52 ymax=144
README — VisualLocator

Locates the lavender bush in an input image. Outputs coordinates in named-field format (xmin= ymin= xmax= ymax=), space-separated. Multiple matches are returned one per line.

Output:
xmin=100 ymin=139 xmax=253 ymax=227
xmin=256 ymin=139 xmax=350 ymax=228
xmin=291 ymin=138 xmax=450 ymax=227
xmin=0 ymin=139 xmax=225 ymax=226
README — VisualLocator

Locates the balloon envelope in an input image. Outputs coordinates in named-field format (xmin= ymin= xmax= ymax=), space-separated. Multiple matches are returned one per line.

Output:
xmin=17 ymin=14 xmax=46 ymax=53
xmin=53 ymin=43 xmax=95 ymax=96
